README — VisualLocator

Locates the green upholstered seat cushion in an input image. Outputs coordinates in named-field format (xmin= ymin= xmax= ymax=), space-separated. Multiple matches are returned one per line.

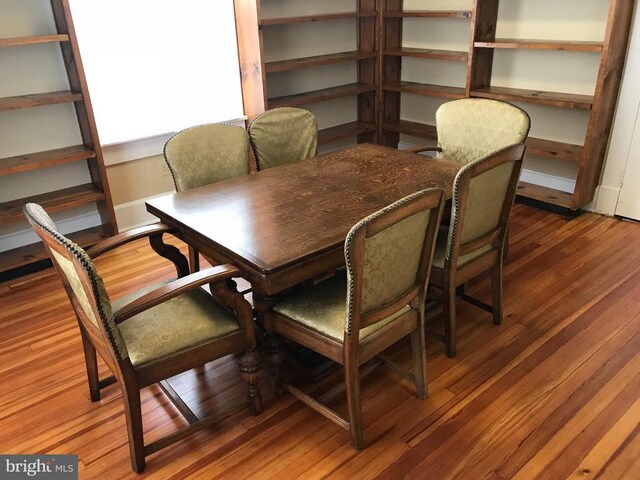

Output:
xmin=164 ymin=123 xmax=250 ymax=192
xmin=436 ymin=99 xmax=530 ymax=165
xmin=432 ymin=228 xmax=492 ymax=268
xmin=271 ymin=271 xmax=412 ymax=343
xmin=249 ymin=108 xmax=318 ymax=170
xmin=114 ymin=283 xmax=241 ymax=366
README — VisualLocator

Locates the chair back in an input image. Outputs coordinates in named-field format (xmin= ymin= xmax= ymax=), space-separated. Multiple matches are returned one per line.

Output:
xmin=163 ymin=123 xmax=250 ymax=192
xmin=344 ymin=188 xmax=445 ymax=337
xmin=446 ymin=144 xmax=526 ymax=265
xmin=24 ymin=204 xmax=128 ymax=366
xmin=436 ymin=98 xmax=530 ymax=164
xmin=248 ymin=107 xmax=318 ymax=170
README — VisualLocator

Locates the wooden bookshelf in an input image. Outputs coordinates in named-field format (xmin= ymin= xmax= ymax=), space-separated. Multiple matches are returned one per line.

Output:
xmin=0 ymin=90 xmax=83 ymax=111
xmin=516 ymin=182 xmax=573 ymax=209
xmin=318 ymin=122 xmax=377 ymax=144
xmin=384 ymin=47 xmax=468 ymax=62
xmin=236 ymin=0 xmax=634 ymax=211
xmin=0 ymin=225 xmax=108 ymax=275
xmin=237 ymin=0 xmax=378 ymax=145
xmin=471 ymin=86 xmax=594 ymax=110
xmin=525 ymin=138 xmax=583 ymax=163
xmin=260 ymin=11 xmax=376 ymax=26
xmin=384 ymin=10 xmax=472 ymax=19
xmin=0 ymin=184 xmax=105 ymax=226
xmin=0 ymin=145 xmax=96 ymax=176
xmin=464 ymin=0 xmax=634 ymax=210
xmin=266 ymin=51 xmax=377 ymax=73
xmin=383 ymin=81 xmax=466 ymax=100
xmin=269 ymin=83 xmax=377 ymax=109
xmin=0 ymin=34 xmax=69 ymax=47
xmin=474 ymin=38 xmax=604 ymax=52
xmin=0 ymin=0 xmax=117 ymax=280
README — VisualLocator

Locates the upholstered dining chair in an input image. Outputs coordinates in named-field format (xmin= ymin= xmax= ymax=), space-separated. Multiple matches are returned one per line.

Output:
xmin=407 ymin=98 xmax=531 ymax=163
xmin=25 ymin=203 xmax=262 ymax=473
xmin=263 ymin=188 xmax=445 ymax=449
xmin=248 ymin=107 xmax=318 ymax=170
xmin=163 ymin=123 xmax=251 ymax=272
xmin=428 ymin=144 xmax=526 ymax=358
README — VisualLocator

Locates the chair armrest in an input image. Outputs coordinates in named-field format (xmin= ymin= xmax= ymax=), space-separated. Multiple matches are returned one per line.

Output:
xmin=406 ymin=145 xmax=442 ymax=154
xmin=113 ymin=264 xmax=241 ymax=324
xmin=87 ymin=223 xmax=180 ymax=259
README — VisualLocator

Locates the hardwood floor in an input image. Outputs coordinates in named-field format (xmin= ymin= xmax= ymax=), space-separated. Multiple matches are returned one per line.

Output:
xmin=1 ymin=204 xmax=640 ymax=479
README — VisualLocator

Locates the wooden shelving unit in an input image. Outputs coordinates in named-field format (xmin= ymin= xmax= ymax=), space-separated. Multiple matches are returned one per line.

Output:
xmin=379 ymin=0 xmax=635 ymax=211
xmin=0 ymin=0 xmax=117 ymax=281
xmin=235 ymin=1 xmax=378 ymax=146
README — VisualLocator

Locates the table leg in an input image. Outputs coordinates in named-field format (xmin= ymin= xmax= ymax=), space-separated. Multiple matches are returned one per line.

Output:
xmin=149 ymin=232 xmax=190 ymax=278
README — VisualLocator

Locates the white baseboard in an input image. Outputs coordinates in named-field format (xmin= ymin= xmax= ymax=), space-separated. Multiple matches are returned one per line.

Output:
xmin=114 ymin=192 xmax=174 ymax=231
xmin=586 ymin=185 xmax=621 ymax=216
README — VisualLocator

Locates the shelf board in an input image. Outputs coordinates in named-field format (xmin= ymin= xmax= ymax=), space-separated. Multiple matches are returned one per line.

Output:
xmin=474 ymin=38 xmax=604 ymax=52
xmin=384 ymin=47 xmax=468 ymax=62
xmin=0 ymin=91 xmax=83 ymax=111
xmin=268 ymin=83 xmax=376 ymax=108
xmin=266 ymin=51 xmax=377 ymax=73
xmin=385 ymin=10 xmax=472 ymax=19
xmin=318 ymin=121 xmax=377 ymax=144
xmin=526 ymin=137 xmax=583 ymax=163
xmin=382 ymin=120 xmax=438 ymax=140
xmin=471 ymin=86 xmax=593 ymax=110
xmin=0 ymin=34 xmax=70 ymax=47
xmin=0 ymin=145 xmax=96 ymax=176
xmin=0 ymin=184 xmax=105 ymax=226
xmin=261 ymin=11 xmax=376 ymax=26
xmin=383 ymin=81 xmax=466 ymax=100
xmin=516 ymin=182 xmax=574 ymax=209
xmin=0 ymin=225 xmax=109 ymax=273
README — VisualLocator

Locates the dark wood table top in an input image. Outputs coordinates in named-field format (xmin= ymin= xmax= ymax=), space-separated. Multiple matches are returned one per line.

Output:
xmin=146 ymin=143 xmax=459 ymax=284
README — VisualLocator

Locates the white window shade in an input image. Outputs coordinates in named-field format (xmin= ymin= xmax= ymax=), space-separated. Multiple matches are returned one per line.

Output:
xmin=69 ymin=0 xmax=244 ymax=146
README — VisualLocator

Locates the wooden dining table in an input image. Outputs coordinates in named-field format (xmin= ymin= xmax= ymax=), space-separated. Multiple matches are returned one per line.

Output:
xmin=146 ymin=143 xmax=460 ymax=316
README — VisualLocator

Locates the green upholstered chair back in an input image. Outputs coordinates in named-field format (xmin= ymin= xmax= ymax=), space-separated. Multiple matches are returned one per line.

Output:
xmin=248 ymin=107 xmax=318 ymax=170
xmin=344 ymin=189 xmax=445 ymax=335
xmin=436 ymin=99 xmax=530 ymax=165
xmin=446 ymin=144 xmax=526 ymax=262
xmin=163 ymin=123 xmax=250 ymax=192
xmin=24 ymin=203 xmax=128 ymax=362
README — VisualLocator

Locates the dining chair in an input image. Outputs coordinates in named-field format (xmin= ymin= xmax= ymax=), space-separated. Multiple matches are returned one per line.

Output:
xmin=163 ymin=123 xmax=251 ymax=272
xmin=263 ymin=188 xmax=445 ymax=449
xmin=248 ymin=107 xmax=318 ymax=170
xmin=24 ymin=203 xmax=262 ymax=473
xmin=428 ymin=144 xmax=526 ymax=358
xmin=407 ymin=98 xmax=531 ymax=163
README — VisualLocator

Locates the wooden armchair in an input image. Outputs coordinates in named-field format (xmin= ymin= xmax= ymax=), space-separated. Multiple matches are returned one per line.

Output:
xmin=248 ymin=107 xmax=318 ymax=170
xmin=24 ymin=203 xmax=262 ymax=473
xmin=163 ymin=123 xmax=251 ymax=272
xmin=263 ymin=188 xmax=445 ymax=448
xmin=407 ymin=98 xmax=531 ymax=161
xmin=428 ymin=144 xmax=526 ymax=357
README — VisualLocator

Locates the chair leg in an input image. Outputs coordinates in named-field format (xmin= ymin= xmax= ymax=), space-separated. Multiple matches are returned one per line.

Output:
xmin=263 ymin=332 xmax=284 ymax=396
xmin=80 ymin=326 xmax=101 ymax=402
xmin=188 ymin=245 xmax=200 ymax=273
xmin=121 ymin=381 xmax=145 ymax=473
xmin=491 ymin=262 xmax=503 ymax=325
xmin=410 ymin=327 xmax=428 ymax=399
xmin=240 ymin=349 xmax=263 ymax=415
xmin=443 ymin=282 xmax=457 ymax=358
xmin=345 ymin=362 xmax=364 ymax=449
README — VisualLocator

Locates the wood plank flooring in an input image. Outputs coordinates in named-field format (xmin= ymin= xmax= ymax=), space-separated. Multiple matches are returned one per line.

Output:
xmin=1 ymin=204 xmax=639 ymax=479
